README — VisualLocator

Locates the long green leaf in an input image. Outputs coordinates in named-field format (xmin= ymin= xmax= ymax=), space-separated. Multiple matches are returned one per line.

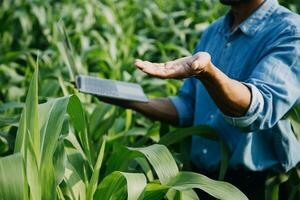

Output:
xmin=129 ymin=144 xmax=179 ymax=184
xmin=53 ymin=138 xmax=67 ymax=186
xmin=63 ymin=161 xmax=87 ymax=200
xmin=180 ymin=189 xmax=199 ymax=200
xmin=39 ymin=97 xmax=69 ymax=199
xmin=106 ymin=146 xmax=142 ymax=174
xmin=159 ymin=125 xmax=229 ymax=180
xmin=0 ymin=153 xmax=26 ymax=200
xmin=14 ymin=65 xmax=40 ymax=200
xmin=166 ymin=171 xmax=248 ymax=200
xmin=122 ymin=172 xmax=147 ymax=200
xmin=95 ymin=171 xmax=146 ymax=200
xmin=159 ymin=125 xmax=219 ymax=146
xmin=143 ymin=183 xmax=169 ymax=200
xmin=14 ymin=65 xmax=39 ymax=160
xmin=287 ymin=104 xmax=300 ymax=143
xmin=107 ymin=144 xmax=179 ymax=185
xmin=86 ymin=138 xmax=106 ymax=200
xmin=26 ymin=130 xmax=41 ymax=200
xmin=67 ymin=95 xmax=92 ymax=164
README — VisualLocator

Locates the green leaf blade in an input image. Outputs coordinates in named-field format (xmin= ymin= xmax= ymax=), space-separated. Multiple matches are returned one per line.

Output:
xmin=166 ymin=171 xmax=248 ymax=200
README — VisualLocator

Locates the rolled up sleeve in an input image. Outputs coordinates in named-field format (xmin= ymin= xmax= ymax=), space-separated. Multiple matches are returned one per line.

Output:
xmin=169 ymin=78 xmax=196 ymax=127
xmin=222 ymin=83 xmax=264 ymax=128
xmin=223 ymin=29 xmax=300 ymax=131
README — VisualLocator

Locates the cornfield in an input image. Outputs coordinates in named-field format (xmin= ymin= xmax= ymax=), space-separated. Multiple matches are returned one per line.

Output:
xmin=0 ymin=0 xmax=299 ymax=199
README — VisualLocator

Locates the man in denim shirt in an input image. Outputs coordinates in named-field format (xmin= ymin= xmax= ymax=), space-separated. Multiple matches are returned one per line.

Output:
xmin=102 ymin=0 xmax=300 ymax=198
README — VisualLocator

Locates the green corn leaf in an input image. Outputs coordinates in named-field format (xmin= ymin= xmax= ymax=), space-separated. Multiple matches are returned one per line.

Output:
xmin=122 ymin=172 xmax=147 ymax=200
xmin=265 ymin=173 xmax=289 ymax=200
xmin=107 ymin=143 xmax=246 ymax=199
xmin=14 ymin=65 xmax=39 ymax=162
xmin=94 ymin=171 xmax=127 ymax=200
xmin=39 ymin=95 xmax=90 ymax=199
xmin=0 ymin=51 xmax=25 ymax=64
xmin=40 ymin=158 xmax=58 ymax=199
xmin=40 ymin=96 xmax=85 ymax=199
xmin=67 ymin=95 xmax=92 ymax=164
xmin=287 ymin=103 xmax=300 ymax=143
xmin=0 ymin=116 xmax=20 ymax=128
xmin=53 ymin=138 xmax=67 ymax=186
xmin=0 ymin=102 xmax=23 ymax=112
xmin=88 ymin=104 xmax=112 ymax=135
xmin=56 ymin=22 xmax=78 ymax=82
xmin=0 ymin=135 xmax=9 ymax=155
xmin=106 ymin=146 xmax=142 ymax=174
xmin=219 ymin=141 xmax=230 ymax=181
xmin=159 ymin=125 xmax=229 ymax=180
xmin=65 ymin=148 xmax=90 ymax=185
xmin=26 ymin=130 xmax=41 ymax=200
xmin=180 ymin=189 xmax=199 ymax=200
xmin=166 ymin=171 xmax=248 ymax=200
xmin=40 ymin=97 xmax=69 ymax=164
xmin=0 ymin=153 xmax=26 ymax=200
xmin=14 ymin=65 xmax=40 ymax=200
xmin=38 ymin=100 xmax=55 ymax=133
xmin=143 ymin=183 xmax=169 ymax=200
xmin=159 ymin=125 xmax=219 ymax=146
xmin=125 ymin=109 xmax=133 ymax=131
xmin=135 ymin=157 xmax=154 ymax=182
xmin=129 ymin=144 xmax=179 ymax=184
xmin=65 ymin=131 xmax=88 ymax=163
xmin=107 ymin=144 xmax=179 ymax=185
xmin=86 ymin=138 xmax=106 ymax=200
xmin=95 ymin=171 xmax=146 ymax=200
xmin=165 ymin=188 xmax=178 ymax=200
xmin=63 ymin=162 xmax=87 ymax=200
xmin=37 ymin=94 xmax=90 ymax=199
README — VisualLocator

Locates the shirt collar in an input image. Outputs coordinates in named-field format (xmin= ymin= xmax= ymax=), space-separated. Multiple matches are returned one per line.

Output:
xmin=219 ymin=0 xmax=279 ymax=37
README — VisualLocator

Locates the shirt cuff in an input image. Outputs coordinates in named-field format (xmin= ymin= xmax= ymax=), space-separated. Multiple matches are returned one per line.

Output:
xmin=222 ymin=83 xmax=264 ymax=128
xmin=168 ymin=96 xmax=194 ymax=126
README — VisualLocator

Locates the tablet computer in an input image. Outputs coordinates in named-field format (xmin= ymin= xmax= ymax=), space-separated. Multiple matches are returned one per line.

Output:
xmin=57 ymin=21 xmax=148 ymax=103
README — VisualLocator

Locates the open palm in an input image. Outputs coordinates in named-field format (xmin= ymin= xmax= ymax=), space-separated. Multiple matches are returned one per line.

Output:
xmin=134 ymin=52 xmax=211 ymax=79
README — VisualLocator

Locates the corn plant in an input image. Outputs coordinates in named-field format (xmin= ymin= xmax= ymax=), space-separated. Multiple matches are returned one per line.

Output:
xmin=0 ymin=63 xmax=248 ymax=199
xmin=0 ymin=0 xmax=300 ymax=200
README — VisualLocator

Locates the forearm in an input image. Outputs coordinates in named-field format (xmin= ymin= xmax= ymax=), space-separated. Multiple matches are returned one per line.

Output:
xmin=98 ymin=97 xmax=179 ymax=125
xmin=197 ymin=62 xmax=252 ymax=117
xmin=134 ymin=51 xmax=251 ymax=117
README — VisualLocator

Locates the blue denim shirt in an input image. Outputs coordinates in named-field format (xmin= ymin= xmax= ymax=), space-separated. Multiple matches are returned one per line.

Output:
xmin=169 ymin=0 xmax=300 ymax=172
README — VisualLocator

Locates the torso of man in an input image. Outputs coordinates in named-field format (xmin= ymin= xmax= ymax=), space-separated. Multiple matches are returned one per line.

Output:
xmin=169 ymin=0 xmax=300 ymax=172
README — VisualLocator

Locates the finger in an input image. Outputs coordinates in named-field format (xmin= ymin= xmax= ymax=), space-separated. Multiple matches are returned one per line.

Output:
xmin=134 ymin=59 xmax=146 ymax=69
xmin=134 ymin=59 xmax=157 ymax=70
xmin=134 ymin=59 xmax=169 ymax=76
xmin=134 ymin=59 xmax=183 ymax=79
xmin=134 ymin=59 xmax=166 ymax=69
xmin=134 ymin=59 xmax=160 ymax=75
xmin=142 ymin=64 xmax=166 ymax=77
xmin=134 ymin=62 xmax=166 ymax=78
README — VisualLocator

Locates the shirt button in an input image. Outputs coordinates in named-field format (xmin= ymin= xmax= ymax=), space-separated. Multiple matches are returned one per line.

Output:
xmin=226 ymin=42 xmax=231 ymax=47
xmin=210 ymin=115 xmax=215 ymax=120
xmin=202 ymin=148 xmax=208 ymax=154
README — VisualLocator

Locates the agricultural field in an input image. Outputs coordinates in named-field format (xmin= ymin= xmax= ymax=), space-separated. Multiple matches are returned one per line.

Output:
xmin=0 ymin=0 xmax=300 ymax=199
